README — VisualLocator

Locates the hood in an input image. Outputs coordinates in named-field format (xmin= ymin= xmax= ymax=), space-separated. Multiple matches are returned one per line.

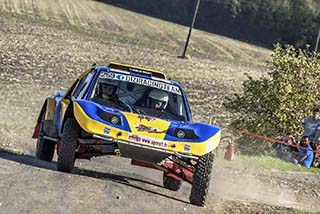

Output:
xmin=75 ymin=100 xmax=220 ymax=142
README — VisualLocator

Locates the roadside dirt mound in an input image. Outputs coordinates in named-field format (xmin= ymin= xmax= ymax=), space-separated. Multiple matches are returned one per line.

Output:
xmin=212 ymin=166 xmax=320 ymax=212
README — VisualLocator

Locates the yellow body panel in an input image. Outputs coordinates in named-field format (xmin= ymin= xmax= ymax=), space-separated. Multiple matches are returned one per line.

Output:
xmin=122 ymin=112 xmax=170 ymax=139
xmin=61 ymin=99 xmax=70 ymax=120
xmin=73 ymin=102 xmax=220 ymax=156
xmin=45 ymin=98 xmax=55 ymax=120
xmin=60 ymin=67 xmax=93 ymax=121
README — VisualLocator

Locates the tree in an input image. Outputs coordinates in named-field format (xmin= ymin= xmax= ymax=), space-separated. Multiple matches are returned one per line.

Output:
xmin=224 ymin=44 xmax=320 ymax=155
xmin=285 ymin=0 xmax=314 ymax=47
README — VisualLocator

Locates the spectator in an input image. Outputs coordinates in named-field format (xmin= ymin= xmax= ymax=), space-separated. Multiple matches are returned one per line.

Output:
xmin=273 ymin=134 xmax=298 ymax=162
xmin=301 ymin=108 xmax=320 ymax=150
xmin=293 ymin=136 xmax=314 ymax=168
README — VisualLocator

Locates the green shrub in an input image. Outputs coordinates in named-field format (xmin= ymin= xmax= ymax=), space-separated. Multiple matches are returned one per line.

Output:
xmin=224 ymin=44 xmax=320 ymax=155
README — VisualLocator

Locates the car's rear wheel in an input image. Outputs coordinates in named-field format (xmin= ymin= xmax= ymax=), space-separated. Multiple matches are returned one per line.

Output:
xmin=189 ymin=152 xmax=214 ymax=206
xmin=163 ymin=173 xmax=182 ymax=191
xmin=57 ymin=118 xmax=80 ymax=173
xmin=36 ymin=118 xmax=55 ymax=161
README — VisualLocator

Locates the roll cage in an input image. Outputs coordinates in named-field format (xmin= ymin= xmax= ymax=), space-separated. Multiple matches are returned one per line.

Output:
xmin=64 ymin=66 xmax=192 ymax=122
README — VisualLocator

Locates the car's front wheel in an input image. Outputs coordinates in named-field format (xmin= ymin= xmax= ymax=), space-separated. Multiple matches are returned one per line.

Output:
xmin=189 ymin=152 xmax=214 ymax=206
xmin=163 ymin=173 xmax=182 ymax=191
xmin=57 ymin=118 xmax=80 ymax=173
xmin=35 ymin=119 xmax=55 ymax=161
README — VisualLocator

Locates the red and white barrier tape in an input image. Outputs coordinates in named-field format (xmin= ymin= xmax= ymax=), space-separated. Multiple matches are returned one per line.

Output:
xmin=222 ymin=126 xmax=320 ymax=154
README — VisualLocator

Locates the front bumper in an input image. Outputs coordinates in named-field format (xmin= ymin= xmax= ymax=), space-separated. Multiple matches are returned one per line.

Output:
xmin=90 ymin=134 xmax=198 ymax=163
xmin=73 ymin=102 xmax=220 ymax=157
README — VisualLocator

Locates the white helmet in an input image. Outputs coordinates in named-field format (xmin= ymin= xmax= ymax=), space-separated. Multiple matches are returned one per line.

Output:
xmin=148 ymin=89 xmax=169 ymax=110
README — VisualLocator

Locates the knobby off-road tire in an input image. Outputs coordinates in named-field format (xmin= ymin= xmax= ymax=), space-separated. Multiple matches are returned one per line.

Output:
xmin=36 ymin=120 xmax=55 ymax=161
xmin=57 ymin=118 xmax=80 ymax=173
xmin=163 ymin=173 xmax=182 ymax=191
xmin=189 ymin=152 xmax=215 ymax=206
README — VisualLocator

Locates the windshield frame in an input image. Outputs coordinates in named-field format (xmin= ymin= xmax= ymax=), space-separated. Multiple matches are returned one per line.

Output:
xmin=84 ymin=67 xmax=192 ymax=122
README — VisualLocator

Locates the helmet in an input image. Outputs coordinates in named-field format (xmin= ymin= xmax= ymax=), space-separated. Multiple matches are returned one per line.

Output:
xmin=148 ymin=89 xmax=169 ymax=110
xmin=98 ymin=79 xmax=117 ymax=97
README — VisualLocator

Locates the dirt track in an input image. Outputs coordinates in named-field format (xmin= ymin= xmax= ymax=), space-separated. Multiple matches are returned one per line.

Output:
xmin=0 ymin=11 xmax=319 ymax=214
xmin=1 ymin=149 xmax=319 ymax=214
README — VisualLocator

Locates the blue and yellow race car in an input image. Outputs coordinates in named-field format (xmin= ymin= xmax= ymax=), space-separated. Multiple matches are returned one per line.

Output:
xmin=32 ymin=62 xmax=221 ymax=206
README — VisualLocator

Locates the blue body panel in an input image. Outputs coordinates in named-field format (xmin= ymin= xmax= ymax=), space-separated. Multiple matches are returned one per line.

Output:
xmin=164 ymin=122 xmax=220 ymax=142
xmin=75 ymin=99 xmax=132 ymax=132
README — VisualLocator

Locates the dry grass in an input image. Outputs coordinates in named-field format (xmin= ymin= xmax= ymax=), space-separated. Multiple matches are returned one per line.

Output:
xmin=0 ymin=0 xmax=271 ymax=65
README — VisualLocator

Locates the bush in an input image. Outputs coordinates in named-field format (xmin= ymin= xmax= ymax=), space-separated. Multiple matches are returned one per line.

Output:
xmin=224 ymin=44 xmax=320 ymax=155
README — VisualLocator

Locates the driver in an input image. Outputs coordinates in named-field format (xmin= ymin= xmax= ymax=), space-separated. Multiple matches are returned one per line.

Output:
xmin=148 ymin=89 xmax=169 ymax=111
xmin=100 ymin=81 xmax=117 ymax=100
xmin=92 ymin=80 xmax=118 ymax=105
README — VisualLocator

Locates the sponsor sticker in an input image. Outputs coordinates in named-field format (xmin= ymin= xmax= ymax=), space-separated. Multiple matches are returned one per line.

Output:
xmin=100 ymin=72 xmax=181 ymax=95
xmin=128 ymin=134 xmax=168 ymax=148
xmin=138 ymin=115 xmax=155 ymax=122
xmin=184 ymin=144 xmax=191 ymax=152
xmin=104 ymin=127 xmax=110 ymax=134
xmin=135 ymin=124 xmax=164 ymax=134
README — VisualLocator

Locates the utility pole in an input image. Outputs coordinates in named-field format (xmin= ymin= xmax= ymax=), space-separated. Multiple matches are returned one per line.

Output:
xmin=315 ymin=26 xmax=320 ymax=52
xmin=181 ymin=0 xmax=201 ymax=58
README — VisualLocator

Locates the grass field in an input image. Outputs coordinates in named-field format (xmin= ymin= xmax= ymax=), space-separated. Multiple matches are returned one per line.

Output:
xmin=218 ymin=155 xmax=320 ymax=174
xmin=0 ymin=0 xmax=271 ymax=65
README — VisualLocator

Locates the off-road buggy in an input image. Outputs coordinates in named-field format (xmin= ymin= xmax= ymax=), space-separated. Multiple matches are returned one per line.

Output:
xmin=32 ymin=62 xmax=221 ymax=206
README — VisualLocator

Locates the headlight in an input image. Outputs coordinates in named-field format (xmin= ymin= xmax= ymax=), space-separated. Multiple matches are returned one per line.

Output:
xmin=110 ymin=116 xmax=120 ymax=125
xmin=174 ymin=128 xmax=198 ymax=139
xmin=98 ymin=112 xmax=122 ymax=125
xmin=176 ymin=129 xmax=186 ymax=138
